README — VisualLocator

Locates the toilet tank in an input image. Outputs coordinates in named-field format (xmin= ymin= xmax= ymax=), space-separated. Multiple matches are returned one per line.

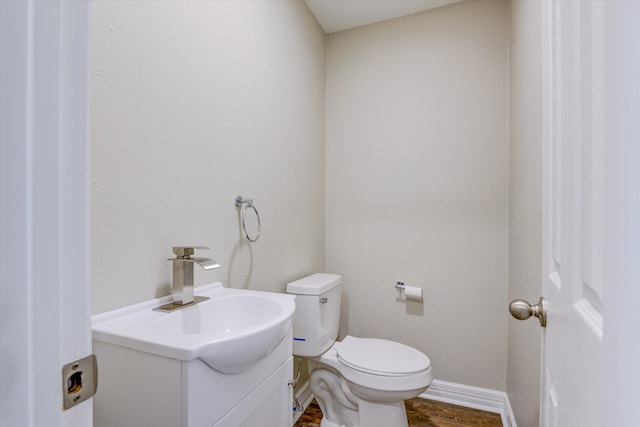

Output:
xmin=286 ymin=273 xmax=341 ymax=357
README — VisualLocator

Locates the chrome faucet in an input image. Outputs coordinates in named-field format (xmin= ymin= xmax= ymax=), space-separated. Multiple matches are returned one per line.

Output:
xmin=154 ymin=246 xmax=220 ymax=312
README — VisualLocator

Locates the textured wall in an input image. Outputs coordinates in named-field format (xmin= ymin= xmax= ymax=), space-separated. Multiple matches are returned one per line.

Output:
xmin=325 ymin=0 xmax=510 ymax=391
xmin=90 ymin=0 xmax=326 ymax=313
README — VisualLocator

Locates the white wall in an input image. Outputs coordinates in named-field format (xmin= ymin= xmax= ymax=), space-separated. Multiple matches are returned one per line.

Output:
xmin=507 ymin=1 xmax=542 ymax=425
xmin=90 ymin=0 xmax=326 ymax=313
xmin=326 ymin=0 xmax=510 ymax=391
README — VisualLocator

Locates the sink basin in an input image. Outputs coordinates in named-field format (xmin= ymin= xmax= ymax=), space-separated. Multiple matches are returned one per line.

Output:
xmin=92 ymin=283 xmax=296 ymax=374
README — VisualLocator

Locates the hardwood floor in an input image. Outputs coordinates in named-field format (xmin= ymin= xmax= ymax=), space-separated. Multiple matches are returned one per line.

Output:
xmin=404 ymin=398 xmax=503 ymax=427
xmin=293 ymin=398 xmax=503 ymax=427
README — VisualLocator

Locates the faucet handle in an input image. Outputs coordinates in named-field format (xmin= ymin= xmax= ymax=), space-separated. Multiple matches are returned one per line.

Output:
xmin=172 ymin=246 xmax=209 ymax=257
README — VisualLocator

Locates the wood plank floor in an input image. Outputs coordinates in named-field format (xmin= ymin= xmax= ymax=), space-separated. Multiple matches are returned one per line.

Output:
xmin=294 ymin=398 xmax=503 ymax=427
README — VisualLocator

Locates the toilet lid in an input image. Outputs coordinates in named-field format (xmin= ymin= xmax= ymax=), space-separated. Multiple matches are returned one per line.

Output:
xmin=336 ymin=336 xmax=430 ymax=376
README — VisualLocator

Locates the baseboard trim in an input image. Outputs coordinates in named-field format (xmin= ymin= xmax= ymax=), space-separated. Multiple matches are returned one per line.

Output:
xmin=420 ymin=379 xmax=517 ymax=427
xmin=292 ymin=380 xmax=315 ymax=424
xmin=292 ymin=378 xmax=517 ymax=427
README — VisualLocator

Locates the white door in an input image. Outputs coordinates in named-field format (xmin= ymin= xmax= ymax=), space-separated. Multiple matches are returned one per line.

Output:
xmin=538 ymin=1 xmax=640 ymax=426
xmin=0 ymin=1 xmax=93 ymax=426
xmin=540 ymin=1 xmax=604 ymax=425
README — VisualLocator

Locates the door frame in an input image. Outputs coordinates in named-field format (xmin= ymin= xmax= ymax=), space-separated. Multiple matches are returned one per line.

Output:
xmin=0 ymin=1 xmax=92 ymax=426
xmin=600 ymin=1 xmax=640 ymax=424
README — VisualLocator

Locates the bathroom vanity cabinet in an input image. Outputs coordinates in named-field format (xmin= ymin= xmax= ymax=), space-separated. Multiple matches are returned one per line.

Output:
xmin=93 ymin=332 xmax=293 ymax=427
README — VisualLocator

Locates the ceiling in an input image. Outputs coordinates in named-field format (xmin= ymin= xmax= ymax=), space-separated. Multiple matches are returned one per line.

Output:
xmin=304 ymin=0 xmax=464 ymax=33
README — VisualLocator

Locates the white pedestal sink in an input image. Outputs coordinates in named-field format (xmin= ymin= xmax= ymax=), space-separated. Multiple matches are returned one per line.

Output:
xmin=92 ymin=282 xmax=296 ymax=427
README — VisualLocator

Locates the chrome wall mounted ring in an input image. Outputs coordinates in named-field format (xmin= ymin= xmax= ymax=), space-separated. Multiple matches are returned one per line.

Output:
xmin=235 ymin=196 xmax=261 ymax=242
xmin=241 ymin=203 xmax=260 ymax=242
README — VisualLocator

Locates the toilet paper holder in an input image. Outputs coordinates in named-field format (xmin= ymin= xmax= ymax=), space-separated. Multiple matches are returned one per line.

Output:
xmin=395 ymin=281 xmax=423 ymax=301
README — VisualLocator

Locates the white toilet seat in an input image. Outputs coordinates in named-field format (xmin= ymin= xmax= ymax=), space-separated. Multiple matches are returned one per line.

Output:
xmin=336 ymin=336 xmax=430 ymax=376
xmin=318 ymin=335 xmax=432 ymax=393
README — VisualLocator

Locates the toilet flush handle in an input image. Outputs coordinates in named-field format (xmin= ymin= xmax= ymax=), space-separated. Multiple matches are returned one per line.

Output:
xmin=319 ymin=297 xmax=328 ymax=303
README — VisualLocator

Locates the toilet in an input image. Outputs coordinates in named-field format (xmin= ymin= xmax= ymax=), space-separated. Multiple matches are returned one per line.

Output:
xmin=287 ymin=273 xmax=433 ymax=427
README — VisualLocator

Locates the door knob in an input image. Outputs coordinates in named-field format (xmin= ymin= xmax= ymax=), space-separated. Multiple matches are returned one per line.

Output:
xmin=509 ymin=297 xmax=547 ymax=327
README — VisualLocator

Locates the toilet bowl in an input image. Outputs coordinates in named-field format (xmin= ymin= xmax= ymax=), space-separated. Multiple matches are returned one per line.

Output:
xmin=287 ymin=274 xmax=433 ymax=427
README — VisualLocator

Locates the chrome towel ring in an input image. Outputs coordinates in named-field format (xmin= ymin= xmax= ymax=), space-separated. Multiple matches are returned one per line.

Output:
xmin=235 ymin=196 xmax=261 ymax=242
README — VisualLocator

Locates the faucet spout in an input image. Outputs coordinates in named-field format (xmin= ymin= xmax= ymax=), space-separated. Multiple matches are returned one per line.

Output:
xmin=189 ymin=257 xmax=220 ymax=270
xmin=154 ymin=246 xmax=220 ymax=312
